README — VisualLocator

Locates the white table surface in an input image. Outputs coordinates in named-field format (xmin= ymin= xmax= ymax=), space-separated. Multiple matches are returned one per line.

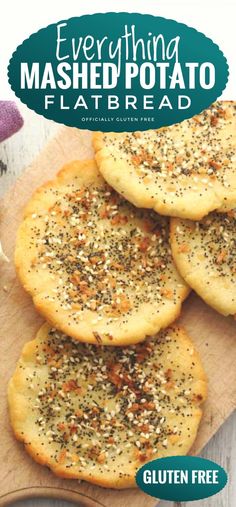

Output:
xmin=0 ymin=104 xmax=235 ymax=507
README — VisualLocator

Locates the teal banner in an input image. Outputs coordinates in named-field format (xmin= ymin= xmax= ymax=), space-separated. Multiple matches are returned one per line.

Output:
xmin=8 ymin=13 xmax=229 ymax=131
xmin=136 ymin=456 xmax=228 ymax=501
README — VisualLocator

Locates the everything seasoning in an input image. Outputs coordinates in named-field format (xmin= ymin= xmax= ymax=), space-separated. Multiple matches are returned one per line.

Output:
xmin=170 ymin=209 xmax=236 ymax=316
xmin=17 ymin=325 xmax=205 ymax=481
xmin=175 ymin=211 xmax=236 ymax=285
xmin=107 ymin=102 xmax=236 ymax=190
xmin=25 ymin=174 xmax=185 ymax=341
xmin=196 ymin=212 xmax=236 ymax=281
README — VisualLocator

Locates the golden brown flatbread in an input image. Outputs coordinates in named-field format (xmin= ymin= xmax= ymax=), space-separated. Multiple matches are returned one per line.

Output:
xmin=15 ymin=159 xmax=189 ymax=346
xmin=93 ymin=101 xmax=236 ymax=220
xmin=8 ymin=323 xmax=207 ymax=488
xmin=170 ymin=211 xmax=236 ymax=316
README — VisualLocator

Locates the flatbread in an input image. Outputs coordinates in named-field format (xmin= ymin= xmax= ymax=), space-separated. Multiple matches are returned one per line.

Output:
xmin=8 ymin=323 xmax=207 ymax=489
xmin=170 ymin=211 xmax=236 ymax=316
xmin=93 ymin=101 xmax=236 ymax=220
xmin=15 ymin=159 xmax=189 ymax=346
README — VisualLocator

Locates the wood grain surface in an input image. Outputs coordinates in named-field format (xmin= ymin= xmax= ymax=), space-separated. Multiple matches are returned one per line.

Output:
xmin=0 ymin=106 xmax=235 ymax=507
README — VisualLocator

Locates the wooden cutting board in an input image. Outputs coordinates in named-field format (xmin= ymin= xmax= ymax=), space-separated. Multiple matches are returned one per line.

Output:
xmin=0 ymin=127 xmax=236 ymax=507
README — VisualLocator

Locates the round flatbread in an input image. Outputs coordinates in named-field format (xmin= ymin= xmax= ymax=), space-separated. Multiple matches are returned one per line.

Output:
xmin=8 ymin=323 xmax=207 ymax=489
xmin=93 ymin=101 xmax=236 ymax=220
xmin=170 ymin=211 xmax=236 ymax=316
xmin=15 ymin=160 xmax=189 ymax=346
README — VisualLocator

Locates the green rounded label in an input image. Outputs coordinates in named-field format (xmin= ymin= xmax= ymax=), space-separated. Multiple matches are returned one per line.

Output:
xmin=8 ymin=13 xmax=229 ymax=131
xmin=136 ymin=456 xmax=228 ymax=501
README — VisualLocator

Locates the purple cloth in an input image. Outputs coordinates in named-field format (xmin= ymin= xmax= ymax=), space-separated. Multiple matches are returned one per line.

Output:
xmin=0 ymin=101 xmax=23 ymax=142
